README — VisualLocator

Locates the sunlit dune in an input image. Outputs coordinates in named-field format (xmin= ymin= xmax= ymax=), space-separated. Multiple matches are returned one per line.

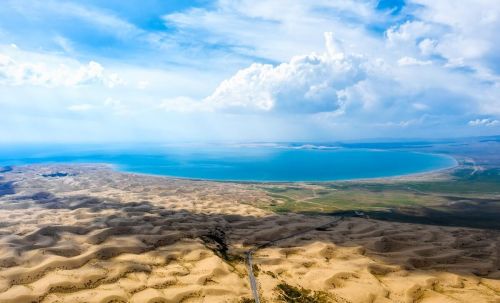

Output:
xmin=0 ymin=165 xmax=498 ymax=302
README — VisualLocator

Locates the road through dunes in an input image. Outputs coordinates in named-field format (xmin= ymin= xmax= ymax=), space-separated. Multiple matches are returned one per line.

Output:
xmin=0 ymin=165 xmax=498 ymax=303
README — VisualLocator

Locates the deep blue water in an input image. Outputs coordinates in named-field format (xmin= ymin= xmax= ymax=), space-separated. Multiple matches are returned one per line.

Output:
xmin=0 ymin=144 xmax=457 ymax=182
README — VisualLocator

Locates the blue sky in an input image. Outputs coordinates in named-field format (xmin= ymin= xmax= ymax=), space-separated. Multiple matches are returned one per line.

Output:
xmin=0 ymin=0 xmax=499 ymax=142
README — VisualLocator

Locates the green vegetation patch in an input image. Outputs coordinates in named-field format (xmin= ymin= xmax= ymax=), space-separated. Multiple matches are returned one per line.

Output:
xmin=276 ymin=283 xmax=331 ymax=303
xmin=253 ymin=167 xmax=500 ymax=229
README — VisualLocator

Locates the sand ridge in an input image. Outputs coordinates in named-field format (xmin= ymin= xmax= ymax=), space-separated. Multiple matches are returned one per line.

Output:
xmin=0 ymin=165 xmax=499 ymax=302
xmin=254 ymin=218 xmax=500 ymax=302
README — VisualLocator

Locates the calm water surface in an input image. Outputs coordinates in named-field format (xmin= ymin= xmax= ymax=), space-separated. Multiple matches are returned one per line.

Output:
xmin=0 ymin=144 xmax=457 ymax=181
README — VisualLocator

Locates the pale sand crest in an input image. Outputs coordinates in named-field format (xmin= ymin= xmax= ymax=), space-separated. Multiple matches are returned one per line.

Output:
xmin=0 ymin=165 xmax=498 ymax=303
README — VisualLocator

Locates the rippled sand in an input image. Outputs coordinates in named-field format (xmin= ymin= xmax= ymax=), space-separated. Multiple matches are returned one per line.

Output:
xmin=0 ymin=165 xmax=498 ymax=303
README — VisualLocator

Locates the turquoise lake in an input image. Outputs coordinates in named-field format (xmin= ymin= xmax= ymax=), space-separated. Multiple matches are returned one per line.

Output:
xmin=0 ymin=144 xmax=457 ymax=182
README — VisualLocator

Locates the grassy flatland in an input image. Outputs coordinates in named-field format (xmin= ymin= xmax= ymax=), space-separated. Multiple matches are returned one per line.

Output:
xmin=264 ymin=186 xmax=446 ymax=213
xmin=250 ymin=153 xmax=500 ymax=229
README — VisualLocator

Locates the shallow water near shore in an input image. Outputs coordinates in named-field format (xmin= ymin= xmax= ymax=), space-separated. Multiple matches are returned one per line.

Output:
xmin=0 ymin=144 xmax=457 ymax=181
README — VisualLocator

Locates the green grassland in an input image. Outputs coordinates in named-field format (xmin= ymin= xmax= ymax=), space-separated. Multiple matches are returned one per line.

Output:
xmin=251 ymin=162 xmax=500 ymax=229
xmin=264 ymin=187 xmax=447 ymax=213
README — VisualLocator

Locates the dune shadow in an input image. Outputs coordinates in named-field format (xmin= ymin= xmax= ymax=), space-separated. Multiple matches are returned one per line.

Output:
xmin=2 ymin=188 xmax=499 ymax=277
xmin=0 ymin=179 xmax=15 ymax=197
xmin=0 ymin=173 xmax=499 ymax=303
xmin=305 ymin=199 xmax=500 ymax=230
xmin=0 ymin=166 xmax=13 ymax=173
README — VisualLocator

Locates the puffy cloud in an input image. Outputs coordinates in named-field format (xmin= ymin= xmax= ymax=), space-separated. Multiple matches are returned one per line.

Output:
xmin=0 ymin=45 xmax=123 ymax=88
xmin=164 ymin=24 xmax=498 ymax=138
xmin=390 ymin=0 xmax=500 ymax=80
xmin=202 ymin=32 xmax=364 ymax=114
xmin=1 ymin=0 xmax=500 ymax=142
xmin=183 ymin=1 xmax=499 ymax=137
xmin=468 ymin=118 xmax=500 ymax=127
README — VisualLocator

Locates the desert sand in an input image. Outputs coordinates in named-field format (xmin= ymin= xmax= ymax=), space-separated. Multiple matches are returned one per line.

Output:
xmin=0 ymin=164 xmax=498 ymax=303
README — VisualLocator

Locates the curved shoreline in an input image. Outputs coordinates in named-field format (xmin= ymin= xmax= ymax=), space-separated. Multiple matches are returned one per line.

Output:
xmin=113 ymin=152 xmax=459 ymax=183
xmin=336 ymin=153 xmax=459 ymax=183
xmin=0 ymin=149 xmax=458 ymax=183
xmin=1 ymin=154 xmax=458 ymax=184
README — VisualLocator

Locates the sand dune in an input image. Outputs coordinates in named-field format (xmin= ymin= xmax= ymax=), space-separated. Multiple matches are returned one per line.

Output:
xmin=255 ymin=218 xmax=499 ymax=302
xmin=0 ymin=165 xmax=498 ymax=302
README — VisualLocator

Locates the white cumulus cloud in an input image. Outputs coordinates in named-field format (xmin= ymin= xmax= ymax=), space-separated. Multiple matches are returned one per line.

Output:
xmin=202 ymin=32 xmax=364 ymax=114
xmin=0 ymin=46 xmax=122 ymax=88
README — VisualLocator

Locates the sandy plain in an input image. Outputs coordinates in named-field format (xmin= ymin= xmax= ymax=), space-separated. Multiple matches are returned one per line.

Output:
xmin=0 ymin=164 xmax=498 ymax=303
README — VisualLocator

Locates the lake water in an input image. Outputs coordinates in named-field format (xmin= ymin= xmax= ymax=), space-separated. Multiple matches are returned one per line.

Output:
xmin=0 ymin=144 xmax=457 ymax=182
